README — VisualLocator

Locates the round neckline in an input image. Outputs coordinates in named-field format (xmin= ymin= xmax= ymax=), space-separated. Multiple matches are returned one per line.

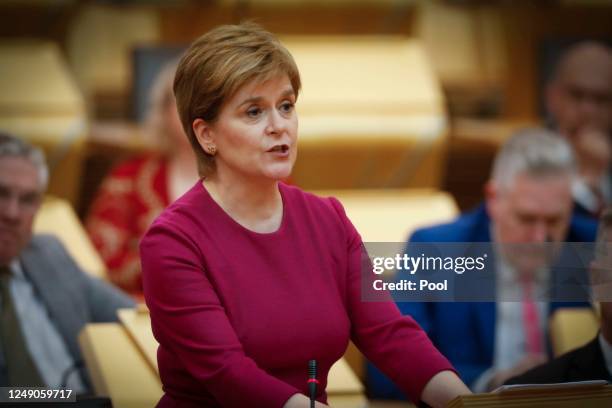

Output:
xmin=198 ymin=181 xmax=288 ymax=236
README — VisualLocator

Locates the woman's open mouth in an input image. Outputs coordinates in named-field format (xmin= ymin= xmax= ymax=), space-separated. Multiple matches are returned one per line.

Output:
xmin=267 ymin=144 xmax=290 ymax=156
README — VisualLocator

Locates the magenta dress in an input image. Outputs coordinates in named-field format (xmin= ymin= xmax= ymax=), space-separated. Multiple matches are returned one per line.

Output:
xmin=140 ymin=182 xmax=454 ymax=407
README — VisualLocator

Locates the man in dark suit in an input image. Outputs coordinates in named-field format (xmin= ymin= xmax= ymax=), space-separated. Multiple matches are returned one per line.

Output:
xmin=506 ymin=208 xmax=612 ymax=385
xmin=546 ymin=42 xmax=612 ymax=218
xmin=0 ymin=133 xmax=135 ymax=391
xmin=367 ymin=129 xmax=598 ymax=399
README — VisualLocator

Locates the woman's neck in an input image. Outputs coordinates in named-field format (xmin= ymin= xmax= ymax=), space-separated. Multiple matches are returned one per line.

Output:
xmin=203 ymin=171 xmax=283 ymax=234
xmin=167 ymin=146 xmax=199 ymax=201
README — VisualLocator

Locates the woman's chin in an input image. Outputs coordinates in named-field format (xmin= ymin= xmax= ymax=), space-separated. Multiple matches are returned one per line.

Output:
xmin=263 ymin=164 xmax=294 ymax=181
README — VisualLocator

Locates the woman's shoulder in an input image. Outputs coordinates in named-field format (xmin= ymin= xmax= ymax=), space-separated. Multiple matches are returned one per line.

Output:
xmin=150 ymin=181 xmax=202 ymax=220
xmin=280 ymin=183 xmax=355 ymax=235
xmin=280 ymin=182 xmax=343 ymax=212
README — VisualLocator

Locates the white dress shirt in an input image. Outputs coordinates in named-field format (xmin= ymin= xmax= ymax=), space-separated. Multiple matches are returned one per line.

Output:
xmin=572 ymin=174 xmax=611 ymax=214
xmin=472 ymin=256 xmax=549 ymax=392
xmin=2 ymin=261 xmax=86 ymax=392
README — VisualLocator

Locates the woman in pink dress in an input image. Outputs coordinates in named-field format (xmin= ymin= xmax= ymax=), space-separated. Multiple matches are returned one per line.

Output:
xmin=140 ymin=23 xmax=470 ymax=407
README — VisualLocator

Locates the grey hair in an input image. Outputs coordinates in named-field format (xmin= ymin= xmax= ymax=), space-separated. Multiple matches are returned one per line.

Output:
xmin=490 ymin=128 xmax=576 ymax=191
xmin=0 ymin=132 xmax=49 ymax=191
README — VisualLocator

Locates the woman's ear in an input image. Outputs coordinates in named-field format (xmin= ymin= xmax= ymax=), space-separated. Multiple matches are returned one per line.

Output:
xmin=192 ymin=118 xmax=217 ymax=155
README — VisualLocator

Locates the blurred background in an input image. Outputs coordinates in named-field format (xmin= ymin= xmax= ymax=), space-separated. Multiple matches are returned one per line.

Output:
xmin=1 ymin=0 xmax=611 ymax=218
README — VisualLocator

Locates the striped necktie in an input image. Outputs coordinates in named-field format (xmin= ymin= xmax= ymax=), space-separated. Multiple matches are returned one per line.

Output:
xmin=0 ymin=265 xmax=45 ymax=386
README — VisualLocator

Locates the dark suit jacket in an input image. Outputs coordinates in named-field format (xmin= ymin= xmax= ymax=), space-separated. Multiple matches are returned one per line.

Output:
xmin=366 ymin=204 xmax=598 ymax=399
xmin=0 ymin=234 xmax=135 ymax=389
xmin=505 ymin=335 xmax=611 ymax=384
xmin=573 ymin=200 xmax=599 ymax=220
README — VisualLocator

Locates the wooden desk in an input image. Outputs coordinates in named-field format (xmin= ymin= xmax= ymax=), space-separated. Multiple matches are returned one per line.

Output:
xmin=449 ymin=383 xmax=612 ymax=408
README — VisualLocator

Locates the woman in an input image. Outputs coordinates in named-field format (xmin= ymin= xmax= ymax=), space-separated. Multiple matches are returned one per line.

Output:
xmin=86 ymin=61 xmax=198 ymax=297
xmin=140 ymin=23 xmax=470 ymax=407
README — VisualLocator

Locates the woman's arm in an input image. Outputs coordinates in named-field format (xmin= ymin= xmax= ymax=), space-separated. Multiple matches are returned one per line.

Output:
xmin=421 ymin=370 xmax=471 ymax=408
xmin=328 ymin=197 xmax=470 ymax=405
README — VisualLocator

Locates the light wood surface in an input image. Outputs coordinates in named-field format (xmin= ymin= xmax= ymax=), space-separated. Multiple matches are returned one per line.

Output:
xmin=78 ymin=324 xmax=163 ymax=408
xmin=33 ymin=196 xmax=106 ymax=279
xmin=0 ymin=41 xmax=83 ymax=115
xmin=285 ymin=37 xmax=443 ymax=117
xmin=281 ymin=37 xmax=448 ymax=190
xmin=0 ymin=41 xmax=88 ymax=206
xmin=315 ymin=189 xmax=458 ymax=259
xmin=549 ymin=308 xmax=599 ymax=357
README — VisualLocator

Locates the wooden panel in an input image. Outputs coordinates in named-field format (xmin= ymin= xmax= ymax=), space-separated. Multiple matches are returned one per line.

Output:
xmin=317 ymin=189 xmax=458 ymax=245
xmin=284 ymin=36 xmax=447 ymax=190
xmin=449 ymin=384 xmax=612 ymax=408
xmin=549 ymin=308 xmax=599 ymax=357
xmin=78 ymin=323 xmax=163 ymax=408
xmin=0 ymin=41 xmax=88 ymax=206
xmin=34 ymin=196 xmax=107 ymax=279
xmin=159 ymin=2 xmax=415 ymax=43
xmin=501 ymin=4 xmax=612 ymax=120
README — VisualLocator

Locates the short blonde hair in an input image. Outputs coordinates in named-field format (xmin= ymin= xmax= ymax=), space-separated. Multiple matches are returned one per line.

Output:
xmin=174 ymin=22 xmax=301 ymax=177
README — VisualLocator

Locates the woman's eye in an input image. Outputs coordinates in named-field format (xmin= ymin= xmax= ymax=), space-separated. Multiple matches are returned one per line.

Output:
xmin=246 ymin=107 xmax=262 ymax=118
xmin=279 ymin=101 xmax=294 ymax=113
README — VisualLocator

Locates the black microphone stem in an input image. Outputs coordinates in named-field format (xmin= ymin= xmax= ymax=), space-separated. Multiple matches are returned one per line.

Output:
xmin=308 ymin=359 xmax=317 ymax=408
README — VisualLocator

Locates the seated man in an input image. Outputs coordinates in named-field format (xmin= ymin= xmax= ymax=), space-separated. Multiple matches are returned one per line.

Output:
xmin=506 ymin=207 xmax=612 ymax=384
xmin=0 ymin=133 xmax=135 ymax=392
xmin=367 ymin=128 xmax=598 ymax=398
xmin=546 ymin=42 xmax=612 ymax=217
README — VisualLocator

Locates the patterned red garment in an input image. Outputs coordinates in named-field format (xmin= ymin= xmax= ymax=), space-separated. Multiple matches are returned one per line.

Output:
xmin=86 ymin=155 xmax=170 ymax=298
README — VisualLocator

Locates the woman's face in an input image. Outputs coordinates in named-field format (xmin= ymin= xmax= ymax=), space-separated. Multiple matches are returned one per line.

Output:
xmin=206 ymin=74 xmax=298 ymax=182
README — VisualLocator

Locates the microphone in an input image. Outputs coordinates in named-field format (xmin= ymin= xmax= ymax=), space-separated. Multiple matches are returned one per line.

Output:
xmin=308 ymin=359 xmax=318 ymax=408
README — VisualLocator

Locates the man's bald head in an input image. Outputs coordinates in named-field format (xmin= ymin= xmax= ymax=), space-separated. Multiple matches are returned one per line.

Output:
xmin=547 ymin=42 xmax=612 ymax=139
